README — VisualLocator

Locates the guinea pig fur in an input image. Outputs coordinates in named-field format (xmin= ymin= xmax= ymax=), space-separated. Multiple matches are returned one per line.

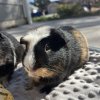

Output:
xmin=20 ymin=26 xmax=89 ymax=93
xmin=0 ymin=32 xmax=24 ymax=83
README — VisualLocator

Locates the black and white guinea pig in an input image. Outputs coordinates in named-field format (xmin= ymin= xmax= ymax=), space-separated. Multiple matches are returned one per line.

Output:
xmin=20 ymin=26 xmax=89 ymax=93
xmin=0 ymin=32 xmax=24 ymax=82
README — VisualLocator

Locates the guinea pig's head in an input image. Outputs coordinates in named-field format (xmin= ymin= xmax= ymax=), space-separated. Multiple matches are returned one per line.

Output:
xmin=20 ymin=26 xmax=66 ymax=83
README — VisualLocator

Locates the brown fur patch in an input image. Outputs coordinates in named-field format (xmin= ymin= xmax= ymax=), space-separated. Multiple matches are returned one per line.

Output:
xmin=0 ymin=84 xmax=14 ymax=100
xmin=70 ymin=29 xmax=89 ymax=66
xmin=25 ymin=67 xmax=57 ymax=82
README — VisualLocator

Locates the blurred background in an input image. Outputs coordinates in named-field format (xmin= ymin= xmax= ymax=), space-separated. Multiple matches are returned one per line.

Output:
xmin=0 ymin=0 xmax=100 ymax=48
xmin=28 ymin=0 xmax=100 ymax=21
xmin=29 ymin=0 xmax=100 ymax=49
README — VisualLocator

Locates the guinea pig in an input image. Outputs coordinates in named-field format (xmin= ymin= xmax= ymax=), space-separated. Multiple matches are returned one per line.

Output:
xmin=20 ymin=26 xmax=89 ymax=93
xmin=0 ymin=31 xmax=24 ymax=83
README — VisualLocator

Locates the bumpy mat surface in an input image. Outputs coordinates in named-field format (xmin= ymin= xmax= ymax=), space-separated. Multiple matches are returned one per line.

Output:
xmin=43 ymin=49 xmax=100 ymax=100
xmin=6 ymin=49 xmax=100 ymax=100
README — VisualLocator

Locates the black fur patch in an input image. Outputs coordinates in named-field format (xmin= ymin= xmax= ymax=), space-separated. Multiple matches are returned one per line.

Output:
xmin=0 ymin=63 xmax=14 ymax=81
xmin=48 ymin=28 xmax=66 ymax=51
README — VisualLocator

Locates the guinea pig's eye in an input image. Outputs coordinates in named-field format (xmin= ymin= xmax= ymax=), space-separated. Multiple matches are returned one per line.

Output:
xmin=45 ymin=44 xmax=51 ymax=51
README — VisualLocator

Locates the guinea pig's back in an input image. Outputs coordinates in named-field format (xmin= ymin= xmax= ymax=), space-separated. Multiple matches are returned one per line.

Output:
xmin=58 ymin=26 xmax=89 ymax=75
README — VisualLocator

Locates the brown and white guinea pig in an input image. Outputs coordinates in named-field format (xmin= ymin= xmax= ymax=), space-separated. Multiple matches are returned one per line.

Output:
xmin=20 ymin=26 xmax=89 ymax=93
xmin=0 ymin=32 xmax=24 ymax=83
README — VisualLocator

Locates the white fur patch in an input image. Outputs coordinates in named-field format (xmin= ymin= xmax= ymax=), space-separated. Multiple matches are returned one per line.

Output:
xmin=23 ymin=26 xmax=51 ymax=69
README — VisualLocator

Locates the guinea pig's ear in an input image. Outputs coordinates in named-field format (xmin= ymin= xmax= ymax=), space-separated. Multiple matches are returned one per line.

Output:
xmin=48 ymin=28 xmax=66 ymax=51
xmin=20 ymin=37 xmax=27 ymax=44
